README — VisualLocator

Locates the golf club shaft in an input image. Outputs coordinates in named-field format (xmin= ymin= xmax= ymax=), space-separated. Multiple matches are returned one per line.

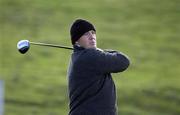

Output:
xmin=29 ymin=41 xmax=73 ymax=50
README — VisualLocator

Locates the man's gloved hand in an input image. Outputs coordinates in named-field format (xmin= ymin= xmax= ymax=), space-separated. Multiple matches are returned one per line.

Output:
xmin=96 ymin=48 xmax=104 ymax=52
xmin=96 ymin=48 xmax=118 ymax=53
xmin=104 ymin=49 xmax=118 ymax=53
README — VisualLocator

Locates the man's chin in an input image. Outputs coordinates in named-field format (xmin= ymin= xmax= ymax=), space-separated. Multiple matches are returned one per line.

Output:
xmin=90 ymin=45 xmax=97 ymax=49
xmin=87 ymin=45 xmax=96 ymax=49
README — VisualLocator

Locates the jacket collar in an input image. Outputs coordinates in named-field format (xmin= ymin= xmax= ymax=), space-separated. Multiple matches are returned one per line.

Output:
xmin=73 ymin=45 xmax=85 ymax=52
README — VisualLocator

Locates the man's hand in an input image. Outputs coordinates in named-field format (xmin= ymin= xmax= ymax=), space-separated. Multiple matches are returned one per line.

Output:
xmin=104 ymin=49 xmax=117 ymax=53
xmin=96 ymin=48 xmax=104 ymax=52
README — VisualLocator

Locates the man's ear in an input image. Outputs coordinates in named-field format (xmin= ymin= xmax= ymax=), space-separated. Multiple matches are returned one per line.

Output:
xmin=75 ymin=42 xmax=81 ymax=46
xmin=75 ymin=41 xmax=79 ymax=45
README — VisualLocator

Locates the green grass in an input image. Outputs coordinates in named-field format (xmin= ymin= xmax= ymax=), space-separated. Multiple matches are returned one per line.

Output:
xmin=0 ymin=0 xmax=180 ymax=114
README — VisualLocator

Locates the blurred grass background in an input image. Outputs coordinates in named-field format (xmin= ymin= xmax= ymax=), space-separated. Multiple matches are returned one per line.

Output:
xmin=0 ymin=0 xmax=180 ymax=115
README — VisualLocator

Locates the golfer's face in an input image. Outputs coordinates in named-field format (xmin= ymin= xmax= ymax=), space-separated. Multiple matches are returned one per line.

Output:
xmin=77 ymin=30 xmax=97 ymax=49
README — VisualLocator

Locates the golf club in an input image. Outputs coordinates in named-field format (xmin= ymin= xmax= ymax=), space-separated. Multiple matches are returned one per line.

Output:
xmin=17 ymin=40 xmax=73 ymax=54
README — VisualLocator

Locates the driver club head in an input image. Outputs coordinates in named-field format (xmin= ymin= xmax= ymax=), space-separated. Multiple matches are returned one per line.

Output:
xmin=17 ymin=40 xmax=30 ymax=54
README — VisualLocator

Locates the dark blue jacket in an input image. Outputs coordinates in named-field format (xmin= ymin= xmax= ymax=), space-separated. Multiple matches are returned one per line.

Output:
xmin=68 ymin=45 xmax=130 ymax=115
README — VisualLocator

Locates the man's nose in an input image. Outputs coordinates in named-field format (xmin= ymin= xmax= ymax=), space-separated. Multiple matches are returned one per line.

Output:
xmin=88 ymin=33 xmax=95 ymax=40
xmin=89 ymin=36 xmax=95 ymax=40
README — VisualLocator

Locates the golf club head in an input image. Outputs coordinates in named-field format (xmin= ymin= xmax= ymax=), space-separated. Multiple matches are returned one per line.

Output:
xmin=17 ymin=40 xmax=30 ymax=54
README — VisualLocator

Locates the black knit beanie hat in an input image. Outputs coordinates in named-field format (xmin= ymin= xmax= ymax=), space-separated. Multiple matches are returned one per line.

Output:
xmin=70 ymin=19 xmax=96 ymax=45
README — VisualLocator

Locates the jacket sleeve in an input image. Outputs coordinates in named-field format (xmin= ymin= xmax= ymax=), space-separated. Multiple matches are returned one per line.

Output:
xmin=80 ymin=48 xmax=130 ymax=74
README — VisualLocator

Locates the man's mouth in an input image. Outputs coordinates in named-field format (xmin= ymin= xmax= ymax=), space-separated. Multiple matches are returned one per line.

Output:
xmin=91 ymin=42 xmax=96 ymax=46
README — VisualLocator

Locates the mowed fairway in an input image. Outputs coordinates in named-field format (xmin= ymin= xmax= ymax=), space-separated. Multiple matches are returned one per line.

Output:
xmin=0 ymin=0 xmax=180 ymax=115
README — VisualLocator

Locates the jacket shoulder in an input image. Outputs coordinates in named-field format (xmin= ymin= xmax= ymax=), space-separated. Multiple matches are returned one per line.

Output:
xmin=81 ymin=48 xmax=101 ymax=59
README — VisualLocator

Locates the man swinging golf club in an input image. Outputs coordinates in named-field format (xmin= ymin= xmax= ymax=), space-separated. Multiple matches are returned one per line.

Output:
xmin=68 ymin=19 xmax=130 ymax=115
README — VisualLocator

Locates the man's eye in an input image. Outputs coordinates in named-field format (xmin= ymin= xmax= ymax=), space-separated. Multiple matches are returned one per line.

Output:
xmin=91 ymin=31 xmax=96 ymax=34
xmin=84 ymin=32 xmax=89 ymax=36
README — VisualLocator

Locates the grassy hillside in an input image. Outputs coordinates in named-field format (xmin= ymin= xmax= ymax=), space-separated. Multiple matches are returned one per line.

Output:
xmin=0 ymin=0 xmax=180 ymax=115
